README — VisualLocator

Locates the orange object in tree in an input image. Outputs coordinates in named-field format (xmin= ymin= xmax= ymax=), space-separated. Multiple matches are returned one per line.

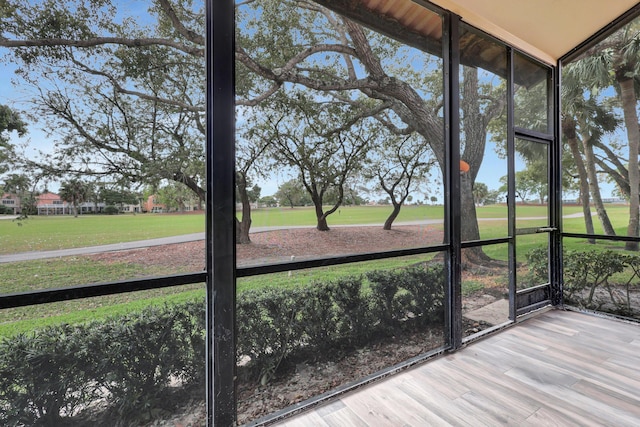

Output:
xmin=460 ymin=160 xmax=470 ymax=173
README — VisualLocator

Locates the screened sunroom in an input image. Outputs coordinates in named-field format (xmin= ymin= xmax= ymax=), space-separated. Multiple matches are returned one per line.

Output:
xmin=1 ymin=0 xmax=640 ymax=425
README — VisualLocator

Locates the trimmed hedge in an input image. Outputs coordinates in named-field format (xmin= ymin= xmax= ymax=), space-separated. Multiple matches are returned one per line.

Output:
xmin=0 ymin=302 xmax=206 ymax=425
xmin=527 ymin=247 xmax=640 ymax=317
xmin=0 ymin=263 xmax=444 ymax=425
xmin=237 ymin=264 xmax=444 ymax=384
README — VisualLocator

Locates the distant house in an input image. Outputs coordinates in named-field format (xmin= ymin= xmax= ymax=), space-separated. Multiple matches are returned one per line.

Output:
xmin=117 ymin=202 xmax=141 ymax=213
xmin=142 ymin=194 xmax=202 ymax=213
xmin=1 ymin=193 xmax=21 ymax=215
xmin=36 ymin=192 xmax=69 ymax=215
xmin=142 ymin=195 xmax=167 ymax=213
xmin=180 ymin=198 xmax=202 ymax=212
xmin=78 ymin=201 xmax=106 ymax=214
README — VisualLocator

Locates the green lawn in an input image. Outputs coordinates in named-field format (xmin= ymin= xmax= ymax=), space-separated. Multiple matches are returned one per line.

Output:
xmin=0 ymin=203 xmax=636 ymax=336
xmin=0 ymin=254 xmax=436 ymax=336
xmin=237 ymin=255 xmax=436 ymax=292
xmin=247 ymin=204 xmax=584 ymax=227
xmin=0 ymin=213 xmax=205 ymax=254
xmin=0 ymin=203 xmax=610 ymax=254
xmin=0 ymin=285 xmax=204 ymax=337
xmin=0 ymin=256 xmax=200 ymax=336
xmin=0 ymin=257 xmax=193 ymax=294
xmin=246 ymin=205 xmax=442 ymax=227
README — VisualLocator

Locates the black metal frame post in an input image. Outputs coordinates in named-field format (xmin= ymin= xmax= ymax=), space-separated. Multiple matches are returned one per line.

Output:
xmin=506 ymin=47 xmax=517 ymax=320
xmin=207 ymin=0 xmax=236 ymax=424
xmin=550 ymin=65 xmax=563 ymax=306
xmin=443 ymin=12 xmax=462 ymax=350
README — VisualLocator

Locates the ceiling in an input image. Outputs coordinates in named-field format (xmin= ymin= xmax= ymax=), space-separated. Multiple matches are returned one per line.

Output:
xmin=429 ymin=0 xmax=640 ymax=64
xmin=320 ymin=0 xmax=639 ymax=72
xmin=327 ymin=0 xmax=639 ymax=64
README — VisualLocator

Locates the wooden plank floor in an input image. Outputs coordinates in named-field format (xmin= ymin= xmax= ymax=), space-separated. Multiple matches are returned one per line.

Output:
xmin=273 ymin=309 xmax=640 ymax=426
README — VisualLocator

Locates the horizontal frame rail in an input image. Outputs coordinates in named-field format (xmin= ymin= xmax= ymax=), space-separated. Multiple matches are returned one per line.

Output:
xmin=460 ymin=237 xmax=510 ymax=248
xmin=238 ymin=244 xmax=449 ymax=277
xmin=563 ymin=232 xmax=640 ymax=243
xmin=0 ymin=272 xmax=206 ymax=309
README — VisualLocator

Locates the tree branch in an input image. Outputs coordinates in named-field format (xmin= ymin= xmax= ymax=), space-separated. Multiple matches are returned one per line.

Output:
xmin=157 ymin=0 xmax=205 ymax=46
xmin=0 ymin=37 xmax=203 ymax=57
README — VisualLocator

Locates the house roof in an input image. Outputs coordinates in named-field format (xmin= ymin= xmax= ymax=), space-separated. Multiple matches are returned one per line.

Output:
xmin=323 ymin=0 xmax=639 ymax=65
xmin=37 ymin=192 xmax=61 ymax=201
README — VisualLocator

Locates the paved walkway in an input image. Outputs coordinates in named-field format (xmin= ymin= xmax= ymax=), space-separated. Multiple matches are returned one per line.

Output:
xmin=0 ymin=213 xmax=586 ymax=264
xmin=0 ymin=233 xmax=205 ymax=264
xmin=464 ymin=298 xmax=510 ymax=325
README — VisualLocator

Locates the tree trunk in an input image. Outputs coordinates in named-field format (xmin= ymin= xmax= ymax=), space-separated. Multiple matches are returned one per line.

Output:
xmin=316 ymin=215 xmax=329 ymax=231
xmin=617 ymin=75 xmax=640 ymax=250
xmin=236 ymin=172 xmax=252 ymax=244
xmin=314 ymin=198 xmax=330 ymax=231
xmin=459 ymin=67 xmax=500 ymax=266
xmin=383 ymin=202 xmax=401 ymax=230
xmin=460 ymin=67 xmax=483 ymax=243
xmin=582 ymin=134 xmax=616 ymax=236
xmin=460 ymin=175 xmax=481 ymax=242
xmin=234 ymin=218 xmax=245 ymax=244
xmin=563 ymin=119 xmax=595 ymax=241
xmin=460 ymin=175 xmax=500 ymax=266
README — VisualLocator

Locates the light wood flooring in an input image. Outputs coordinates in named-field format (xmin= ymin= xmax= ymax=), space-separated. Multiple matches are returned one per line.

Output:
xmin=273 ymin=309 xmax=640 ymax=426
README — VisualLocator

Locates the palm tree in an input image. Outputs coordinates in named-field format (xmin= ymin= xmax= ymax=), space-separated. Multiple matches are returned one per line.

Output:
xmin=566 ymin=23 xmax=640 ymax=249
xmin=59 ymin=179 xmax=89 ymax=217
xmin=561 ymin=66 xmax=618 ymax=237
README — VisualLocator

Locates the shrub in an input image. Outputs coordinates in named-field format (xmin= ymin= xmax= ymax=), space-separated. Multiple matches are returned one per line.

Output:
xmin=367 ymin=270 xmax=403 ymax=328
xmin=83 ymin=304 xmax=204 ymax=420
xmin=618 ymin=254 xmax=640 ymax=316
xmin=327 ymin=276 xmax=373 ymax=347
xmin=0 ymin=325 xmax=96 ymax=426
xmin=563 ymin=250 xmax=626 ymax=310
xmin=526 ymin=248 xmax=640 ymax=318
xmin=525 ymin=247 xmax=548 ymax=283
xmin=399 ymin=265 xmax=445 ymax=327
xmin=104 ymin=205 xmax=119 ymax=215
xmin=299 ymin=283 xmax=339 ymax=351
xmin=236 ymin=287 xmax=306 ymax=383
xmin=0 ymin=300 xmax=205 ymax=425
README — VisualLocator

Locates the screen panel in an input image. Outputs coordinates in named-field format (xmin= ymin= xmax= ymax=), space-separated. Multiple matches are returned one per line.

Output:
xmin=563 ymin=237 xmax=640 ymax=320
xmin=0 ymin=285 xmax=206 ymax=425
xmin=461 ymin=243 xmax=510 ymax=339
xmin=236 ymin=254 xmax=446 ymax=424
xmin=0 ymin=0 xmax=206 ymax=290
xmin=515 ymin=138 xmax=549 ymax=230
xmin=235 ymin=0 xmax=447 ymax=422
xmin=459 ymin=24 xmax=509 ymax=242
xmin=560 ymin=15 xmax=640 ymax=244
xmin=514 ymin=52 xmax=550 ymax=134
